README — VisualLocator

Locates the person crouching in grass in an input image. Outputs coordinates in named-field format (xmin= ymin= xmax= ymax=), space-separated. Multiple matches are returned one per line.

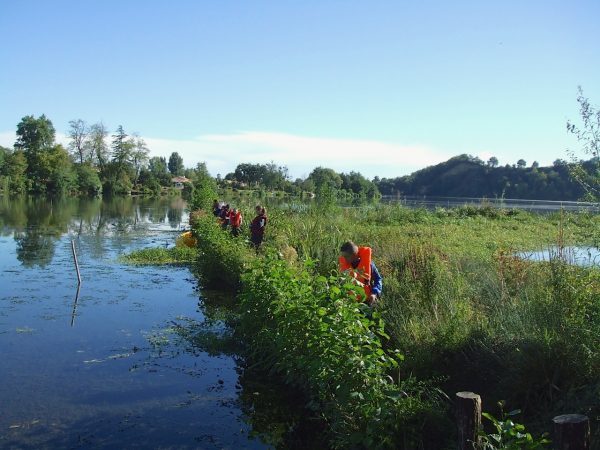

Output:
xmin=339 ymin=240 xmax=382 ymax=307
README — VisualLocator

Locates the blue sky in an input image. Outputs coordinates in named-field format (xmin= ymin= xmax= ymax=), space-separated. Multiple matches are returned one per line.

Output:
xmin=1 ymin=0 xmax=598 ymax=178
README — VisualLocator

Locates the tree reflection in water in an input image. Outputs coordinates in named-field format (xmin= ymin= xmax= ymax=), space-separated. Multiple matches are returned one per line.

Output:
xmin=0 ymin=196 xmax=188 ymax=268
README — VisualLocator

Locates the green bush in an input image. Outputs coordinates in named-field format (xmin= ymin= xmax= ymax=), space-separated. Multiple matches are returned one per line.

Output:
xmin=239 ymin=256 xmax=445 ymax=448
xmin=193 ymin=215 xmax=252 ymax=289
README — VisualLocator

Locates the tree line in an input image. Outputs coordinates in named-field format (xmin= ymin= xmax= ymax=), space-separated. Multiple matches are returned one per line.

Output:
xmin=0 ymin=115 xmax=200 ymax=196
xmin=1 ymin=88 xmax=597 ymax=202
xmin=220 ymin=163 xmax=380 ymax=198
xmin=374 ymin=154 xmax=599 ymax=201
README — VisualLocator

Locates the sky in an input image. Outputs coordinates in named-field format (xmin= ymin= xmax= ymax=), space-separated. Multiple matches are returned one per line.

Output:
xmin=0 ymin=0 xmax=599 ymax=179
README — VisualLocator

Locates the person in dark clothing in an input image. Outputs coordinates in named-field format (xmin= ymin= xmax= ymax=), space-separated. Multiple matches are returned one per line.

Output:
xmin=212 ymin=200 xmax=221 ymax=217
xmin=249 ymin=205 xmax=267 ymax=250
xmin=219 ymin=204 xmax=230 ymax=230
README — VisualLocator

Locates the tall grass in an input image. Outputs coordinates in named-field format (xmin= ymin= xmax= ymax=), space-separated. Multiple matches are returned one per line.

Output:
xmin=260 ymin=202 xmax=599 ymax=437
xmin=193 ymin=200 xmax=599 ymax=444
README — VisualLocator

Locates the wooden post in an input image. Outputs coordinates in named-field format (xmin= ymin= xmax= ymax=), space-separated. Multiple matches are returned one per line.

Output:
xmin=71 ymin=283 xmax=81 ymax=327
xmin=456 ymin=391 xmax=482 ymax=450
xmin=553 ymin=414 xmax=590 ymax=450
xmin=71 ymin=239 xmax=82 ymax=285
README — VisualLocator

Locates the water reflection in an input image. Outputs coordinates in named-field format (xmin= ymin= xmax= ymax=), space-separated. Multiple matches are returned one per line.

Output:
xmin=0 ymin=195 xmax=320 ymax=449
xmin=517 ymin=246 xmax=600 ymax=267
xmin=0 ymin=196 xmax=188 ymax=268
xmin=71 ymin=283 xmax=81 ymax=327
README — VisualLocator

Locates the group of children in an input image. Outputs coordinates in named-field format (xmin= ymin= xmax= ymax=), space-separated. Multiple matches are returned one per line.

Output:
xmin=212 ymin=200 xmax=268 ymax=249
xmin=210 ymin=200 xmax=382 ymax=306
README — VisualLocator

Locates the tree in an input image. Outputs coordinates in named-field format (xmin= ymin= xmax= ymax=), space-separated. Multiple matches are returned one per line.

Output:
xmin=307 ymin=167 xmax=343 ymax=191
xmin=234 ymin=163 xmax=266 ymax=186
xmin=76 ymin=163 xmax=102 ymax=196
xmin=168 ymin=152 xmax=184 ymax=176
xmin=111 ymin=125 xmax=134 ymax=171
xmin=567 ymin=87 xmax=600 ymax=201
xmin=15 ymin=114 xmax=56 ymax=189
xmin=516 ymin=159 xmax=527 ymax=169
xmin=0 ymin=145 xmax=8 ymax=170
xmin=553 ymin=159 xmax=566 ymax=167
xmin=3 ymin=150 xmax=28 ymax=194
xmin=149 ymin=156 xmax=171 ymax=185
xmin=487 ymin=156 xmax=499 ymax=168
xmin=263 ymin=162 xmax=289 ymax=190
xmin=130 ymin=134 xmax=150 ymax=185
xmin=88 ymin=122 xmax=109 ymax=169
xmin=340 ymin=171 xmax=379 ymax=198
xmin=190 ymin=162 xmax=217 ymax=210
xmin=68 ymin=119 xmax=89 ymax=164
xmin=44 ymin=144 xmax=77 ymax=194
xmin=531 ymin=161 xmax=539 ymax=170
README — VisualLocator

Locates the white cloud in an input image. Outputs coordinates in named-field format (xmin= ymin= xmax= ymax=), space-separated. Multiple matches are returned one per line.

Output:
xmin=0 ymin=129 xmax=454 ymax=179
xmin=144 ymin=131 xmax=452 ymax=179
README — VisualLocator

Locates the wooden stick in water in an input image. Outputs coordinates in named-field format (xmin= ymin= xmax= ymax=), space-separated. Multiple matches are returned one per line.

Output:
xmin=71 ymin=283 xmax=81 ymax=327
xmin=71 ymin=239 xmax=82 ymax=285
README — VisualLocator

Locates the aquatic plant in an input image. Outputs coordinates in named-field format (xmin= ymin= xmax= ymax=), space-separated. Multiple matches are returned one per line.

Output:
xmin=121 ymin=246 xmax=198 ymax=265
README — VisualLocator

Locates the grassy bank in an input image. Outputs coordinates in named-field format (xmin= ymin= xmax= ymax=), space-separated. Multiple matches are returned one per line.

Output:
xmin=190 ymin=202 xmax=598 ymax=448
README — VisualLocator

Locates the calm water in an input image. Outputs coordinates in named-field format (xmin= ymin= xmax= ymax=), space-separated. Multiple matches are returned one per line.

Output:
xmin=517 ymin=246 xmax=600 ymax=267
xmin=382 ymin=195 xmax=600 ymax=212
xmin=0 ymin=196 xmax=311 ymax=449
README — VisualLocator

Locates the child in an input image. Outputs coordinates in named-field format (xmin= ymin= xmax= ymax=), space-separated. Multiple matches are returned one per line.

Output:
xmin=249 ymin=205 xmax=267 ymax=250
xmin=230 ymin=208 xmax=243 ymax=237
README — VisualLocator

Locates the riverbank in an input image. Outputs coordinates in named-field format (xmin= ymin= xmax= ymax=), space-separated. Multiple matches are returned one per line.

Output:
xmin=188 ymin=203 xmax=599 ymax=448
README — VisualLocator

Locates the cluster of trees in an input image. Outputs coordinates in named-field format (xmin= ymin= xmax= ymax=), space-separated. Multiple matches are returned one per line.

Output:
xmin=2 ymin=90 xmax=596 ymax=202
xmin=221 ymin=163 xmax=379 ymax=198
xmin=0 ymin=196 xmax=186 ymax=268
xmin=0 ymin=115 xmax=195 ymax=196
xmin=375 ymin=154 xmax=598 ymax=201
xmin=223 ymin=162 xmax=290 ymax=190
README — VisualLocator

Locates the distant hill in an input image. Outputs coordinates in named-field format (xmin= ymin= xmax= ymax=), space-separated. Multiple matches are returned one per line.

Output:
xmin=375 ymin=154 xmax=598 ymax=201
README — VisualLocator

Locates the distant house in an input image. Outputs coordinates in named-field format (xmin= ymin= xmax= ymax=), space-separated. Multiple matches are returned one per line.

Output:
xmin=171 ymin=176 xmax=191 ymax=189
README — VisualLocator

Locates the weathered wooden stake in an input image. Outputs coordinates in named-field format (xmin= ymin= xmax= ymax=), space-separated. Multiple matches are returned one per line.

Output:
xmin=70 ymin=283 xmax=81 ymax=327
xmin=71 ymin=239 xmax=82 ymax=285
xmin=456 ymin=391 xmax=482 ymax=450
xmin=553 ymin=414 xmax=590 ymax=450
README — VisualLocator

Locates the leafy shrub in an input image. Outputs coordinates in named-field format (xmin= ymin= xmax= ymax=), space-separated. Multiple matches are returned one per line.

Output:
xmin=239 ymin=256 xmax=445 ymax=448
xmin=193 ymin=215 xmax=252 ymax=289
xmin=480 ymin=406 xmax=550 ymax=449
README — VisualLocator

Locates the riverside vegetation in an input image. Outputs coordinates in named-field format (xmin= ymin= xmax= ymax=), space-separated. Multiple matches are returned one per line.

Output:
xmin=175 ymin=193 xmax=598 ymax=449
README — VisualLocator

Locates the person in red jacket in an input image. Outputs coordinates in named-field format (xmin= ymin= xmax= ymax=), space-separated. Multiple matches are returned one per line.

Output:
xmin=230 ymin=208 xmax=243 ymax=237
xmin=249 ymin=205 xmax=267 ymax=250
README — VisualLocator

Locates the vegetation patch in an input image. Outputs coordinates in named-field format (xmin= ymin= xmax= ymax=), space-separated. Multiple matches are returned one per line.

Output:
xmin=190 ymin=201 xmax=599 ymax=447
xmin=121 ymin=246 xmax=198 ymax=265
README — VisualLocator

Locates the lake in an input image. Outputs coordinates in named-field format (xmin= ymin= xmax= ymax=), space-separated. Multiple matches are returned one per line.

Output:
xmin=0 ymin=196 xmax=316 ymax=449
xmin=382 ymin=195 xmax=600 ymax=212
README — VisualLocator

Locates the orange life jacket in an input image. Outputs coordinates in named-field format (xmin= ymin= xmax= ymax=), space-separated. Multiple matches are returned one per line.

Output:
xmin=230 ymin=211 xmax=242 ymax=228
xmin=339 ymin=246 xmax=372 ymax=298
